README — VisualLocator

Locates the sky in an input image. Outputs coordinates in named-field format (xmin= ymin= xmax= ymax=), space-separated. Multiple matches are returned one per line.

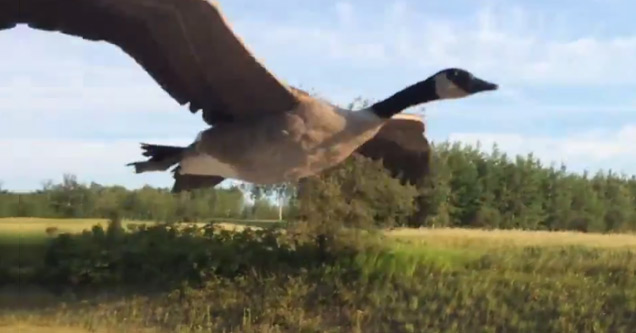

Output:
xmin=1 ymin=0 xmax=635 ymax=191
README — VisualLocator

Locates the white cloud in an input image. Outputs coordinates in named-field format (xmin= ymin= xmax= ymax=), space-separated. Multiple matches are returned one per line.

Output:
xmin=0 ymin=137 xmax=194 ymax=191
xmin=448 ymin=124 xmax=636 ymax=175
xmin=0 ymin=26 xmax=180 ymax=114
xmin=0 ymin=77 xmax=177 ymax=114
xmin=235 ymin=2 xmax=636 ymax=86
xmin=0 ymin=26 xmax=205 ymax=141
xmin=335 ymin=1 xmax=355 ymax=26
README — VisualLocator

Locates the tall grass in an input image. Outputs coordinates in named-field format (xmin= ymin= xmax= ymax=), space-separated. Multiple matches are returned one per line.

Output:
xmin=387 ymin=227 xmax=636 ymax=249
xmin=1 ymin=221 xmax=635 ymax=332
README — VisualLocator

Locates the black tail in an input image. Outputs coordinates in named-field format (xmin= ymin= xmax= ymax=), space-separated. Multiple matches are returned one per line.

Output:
xmin=127 ymin=143 xmax=186 ymax=173
xmin=128 ymin=143 xmax=225 ymax=192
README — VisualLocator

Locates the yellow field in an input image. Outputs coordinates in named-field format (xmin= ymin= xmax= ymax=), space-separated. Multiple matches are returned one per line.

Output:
xmin=0 ymin=217 xmax=149 ymax=233
xmin=0 ymin=217 xmax=253 ymax=242
xmin=386 ymin=227 xmax=636 ymax=249
xmin=3 ymin=218 xmax=636 ymax=250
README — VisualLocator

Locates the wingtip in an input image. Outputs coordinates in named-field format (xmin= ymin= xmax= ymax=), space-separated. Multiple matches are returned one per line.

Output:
xmin=125 ymin=162 xmax=142 ymax=173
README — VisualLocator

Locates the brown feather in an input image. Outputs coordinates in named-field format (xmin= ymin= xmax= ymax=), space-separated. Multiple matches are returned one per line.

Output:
xmin=355 ymin=114 xmax=431 ymax=185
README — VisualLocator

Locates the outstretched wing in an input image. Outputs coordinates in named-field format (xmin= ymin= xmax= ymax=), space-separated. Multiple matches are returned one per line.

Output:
xmin=1 ymin=0 xmax=299 ymax=125
xmin=355 ymin=114 xmax=431 ymax=185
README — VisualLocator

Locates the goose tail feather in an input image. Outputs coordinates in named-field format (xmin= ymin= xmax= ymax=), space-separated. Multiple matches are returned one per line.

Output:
xmin=127 ymin=143 xmax=186 ymax=173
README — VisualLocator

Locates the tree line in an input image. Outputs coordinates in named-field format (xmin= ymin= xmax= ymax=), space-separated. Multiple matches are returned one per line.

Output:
xmin=415 ymin=142 xmax=636 ymax=232
xmin=1 ymin=141 xmax=635 ymax=232
xmin=0 ymin=174 xmax=284 ymax=222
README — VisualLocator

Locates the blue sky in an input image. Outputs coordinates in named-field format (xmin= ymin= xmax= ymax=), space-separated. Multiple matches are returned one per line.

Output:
xmin=1 ymin=0 xmax=635 ymax=191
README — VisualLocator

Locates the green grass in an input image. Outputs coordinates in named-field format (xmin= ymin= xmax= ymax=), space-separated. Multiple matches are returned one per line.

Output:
xmin=1 ymin=218 xmax=635 ymax=332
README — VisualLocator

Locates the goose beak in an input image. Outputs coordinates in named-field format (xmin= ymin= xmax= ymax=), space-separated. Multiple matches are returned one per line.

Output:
xmin=469 ymin=78 xmax=498 ymax=93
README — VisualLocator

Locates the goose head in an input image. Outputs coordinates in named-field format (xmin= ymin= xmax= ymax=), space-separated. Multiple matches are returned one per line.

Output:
xmin=431 ymin=68 xmax=498 ymax=100
xmin=369 ymin=68 xmax=498 ymax=118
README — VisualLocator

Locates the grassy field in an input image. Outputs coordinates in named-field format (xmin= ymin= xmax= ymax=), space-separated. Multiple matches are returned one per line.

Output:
xmin=1 ymin=218 xmax=635 ymax=332
xmin=7 ymin=217 xmax=633 ymax=247
xmin=0 ymin=217 xmax=149 ymax=244
xmin=0 ymin=217 xmax=281 ymax=242
xmin=387 ymin=227 xmax=636 ymax=249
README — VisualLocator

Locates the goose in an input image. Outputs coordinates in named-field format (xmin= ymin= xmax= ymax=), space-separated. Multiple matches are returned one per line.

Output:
xmin=2 ymin=0 xmax=498 ymax=192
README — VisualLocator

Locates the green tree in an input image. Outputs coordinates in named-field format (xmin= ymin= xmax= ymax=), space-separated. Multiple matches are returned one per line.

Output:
xmin=297 ymin=154 xmax=418 ymax=231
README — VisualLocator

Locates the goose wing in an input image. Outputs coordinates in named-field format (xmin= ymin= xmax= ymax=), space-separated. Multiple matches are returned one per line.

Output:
xmin=355 ymin=114 xmax=431 ymax=185
xmin=2 ymin=0 xmax=299 ymax=124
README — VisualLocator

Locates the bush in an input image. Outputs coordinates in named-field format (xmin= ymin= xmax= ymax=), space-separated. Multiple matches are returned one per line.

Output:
xmin=296 ymin=155 xmax=418 ymax=232
xmin=36 ymin=223 xmax=344 ymax=289
xmin=45 ymin=226 xmax=59 ymax=237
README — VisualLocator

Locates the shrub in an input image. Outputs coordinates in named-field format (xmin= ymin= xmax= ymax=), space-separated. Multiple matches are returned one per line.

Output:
xmin=45 ymin=226 xmax=59 ymax=237
xmin=36 ymin=223 xmax=345 ymax=289
xmin=296 ymin=155 xmax=418 ymax=232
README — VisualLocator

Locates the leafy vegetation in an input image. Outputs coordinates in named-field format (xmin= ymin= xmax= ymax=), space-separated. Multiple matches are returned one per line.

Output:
xmin=0 ymin=174 xmax=282 ymax=222
xmin=2 ymin=223 xmax=635 ymax=332
xmin=411 ymin=142 xmax=636 ymax=232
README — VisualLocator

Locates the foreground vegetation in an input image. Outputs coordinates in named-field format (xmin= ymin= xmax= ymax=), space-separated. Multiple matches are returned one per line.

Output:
xmin=1 ymin=219 xmax=635 ymax=332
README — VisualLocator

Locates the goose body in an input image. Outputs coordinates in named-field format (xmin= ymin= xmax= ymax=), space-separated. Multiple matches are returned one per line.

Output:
xmin=179 ymin=93 xmax=387 ymax=184
xmin=1 ymin=0 xmax=498 ymax=192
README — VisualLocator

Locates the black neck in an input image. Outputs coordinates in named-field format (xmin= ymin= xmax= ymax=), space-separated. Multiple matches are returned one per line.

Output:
xmin=369 ymin=77 xmax=439 ymax=118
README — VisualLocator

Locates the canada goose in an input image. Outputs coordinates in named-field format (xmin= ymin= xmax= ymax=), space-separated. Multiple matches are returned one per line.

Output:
xmin=2 ymin=0 xmax=498 ymax=192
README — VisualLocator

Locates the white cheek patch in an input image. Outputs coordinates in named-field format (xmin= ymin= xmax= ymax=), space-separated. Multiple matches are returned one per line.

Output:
xmin=434 ymin=75 xmax=469 ymax=99
xmin=447 ymin=83 xmax=468 ymax=98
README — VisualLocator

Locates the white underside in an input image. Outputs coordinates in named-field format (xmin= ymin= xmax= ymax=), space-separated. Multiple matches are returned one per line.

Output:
xmin=177 ymin=129 xmax=239 ymax=178
xmin=178 ymin=153 xmax=239 ymax=179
